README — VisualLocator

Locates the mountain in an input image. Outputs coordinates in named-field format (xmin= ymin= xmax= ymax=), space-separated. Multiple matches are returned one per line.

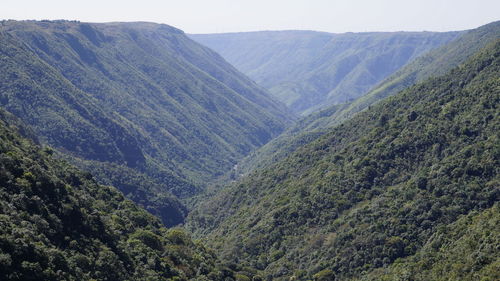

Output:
xmin=234 ymin=21 xmax=500 ymax=178
xmin=191 ymin=30 xmax=461 ymax=114
xmin=186 ymin=39 xmax=500 ymax=280
xmin=314 ymin=20 xmax=500 ymax=129
xmin=0 ymin=20 xmax=294 ymax=226
xmin=0 ymin=108 xmax=250 ymax=281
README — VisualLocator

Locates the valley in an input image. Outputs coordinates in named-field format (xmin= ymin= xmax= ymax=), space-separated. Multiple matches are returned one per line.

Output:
xmin=0 ymin=20 xmax=293 ymax=227
xmin=191 ymin=30 xmax=461 ymax=114
xmin=0 ymin=18 xmax=498 ymax=281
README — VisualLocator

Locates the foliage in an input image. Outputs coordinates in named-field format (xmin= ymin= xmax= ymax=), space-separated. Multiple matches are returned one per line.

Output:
xmin=0 ymin=108 xmax=243 ymax=280
xmin=187 ymin=40 xmax=500 ymax=280
xmin=356 ymin=204 xmax=499 ymax=281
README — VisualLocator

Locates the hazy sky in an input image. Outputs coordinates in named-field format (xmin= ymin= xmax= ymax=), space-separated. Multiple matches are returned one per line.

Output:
xmin=2 ymin=0 xmax=499 ymax=34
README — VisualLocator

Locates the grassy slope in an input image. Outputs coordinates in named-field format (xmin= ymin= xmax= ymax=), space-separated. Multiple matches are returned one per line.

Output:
xmin=191 ymin=30 xmax=461 ymax=114
xmin=187 ymin=40 xmax=500 ymax=280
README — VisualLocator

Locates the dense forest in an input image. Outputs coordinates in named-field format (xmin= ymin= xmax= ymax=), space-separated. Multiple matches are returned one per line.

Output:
xmin=0 ymin=109 xmax=257 ymax=280
xmin=187 ymin=39 xmax=500 ymax=280
xmin=0 ymin=18 xmax=498 ymax=281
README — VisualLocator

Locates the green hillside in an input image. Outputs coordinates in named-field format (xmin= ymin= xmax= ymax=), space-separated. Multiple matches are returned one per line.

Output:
xmin=235 ymin=21 xmax=500 ymax=178
xmin=0 ymin=20 xmax=294 ymax=226
xmin=0 ymin=109 xmax=244 ymax=281
xmin=191 ymin=30 xmax=460 ymax=114
xmin=358 ymin=204 xmax=499 ymax=281
xmin=318 ymin=20 xmax=500 ymax=129
xmin=186 ymin=39 xmax=500 ymax=280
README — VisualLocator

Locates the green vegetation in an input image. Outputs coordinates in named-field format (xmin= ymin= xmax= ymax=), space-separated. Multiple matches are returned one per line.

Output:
xmin=235 ymin=20 xmax=500 ymax=179
xmin=0 ymin=20 xmax=294 ymax=226
xmin=318 ymin=20 xmax=500 ymax=129
xmin=187 ymin=40 xmax=500 ymax=280
xmin=1 ymin=19 xmax=499 ymax=281
xmin=357 ymin=205 xmax=499 ymax=281
xmin=191 ymin=30 xmax=460 ymax=114
xmin=0 ymin=109 xmax=246 ymax=280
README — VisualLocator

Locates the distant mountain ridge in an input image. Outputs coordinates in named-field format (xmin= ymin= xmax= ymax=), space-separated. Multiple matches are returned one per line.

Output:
xmin=0 ymin=20 xmax=294 ymax=226
xmin=191 ymin=30 xmax=461 ymax=114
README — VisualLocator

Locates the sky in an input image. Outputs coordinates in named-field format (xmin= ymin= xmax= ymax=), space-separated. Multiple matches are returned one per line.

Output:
xmin=2 ymin=0 xmax=499 ymax=34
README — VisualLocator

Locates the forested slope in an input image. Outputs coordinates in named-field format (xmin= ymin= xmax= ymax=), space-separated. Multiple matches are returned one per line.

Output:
xmin=235 ymin=21 xmax=500 ymax=178
xmin=0 ymin=20 xmax=294 ymax=226
xmin=0 ymin=109 xmax=247 ymax=281
xmin=187 ymin=39 xmax=500 ymax=280
xmin=317 ymin=20 xmax=500 ymax=129
xmin=358 ymin=204 xmax=499 ymax=281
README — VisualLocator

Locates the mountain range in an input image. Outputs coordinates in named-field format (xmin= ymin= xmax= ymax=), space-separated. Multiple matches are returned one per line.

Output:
xmin=0 ymin=19 xmax=498 ymax=281
xmin=233 ymin=20 xmax=500 ymax=178
xmin=191 ymin=30 xmax=461 ymax=114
